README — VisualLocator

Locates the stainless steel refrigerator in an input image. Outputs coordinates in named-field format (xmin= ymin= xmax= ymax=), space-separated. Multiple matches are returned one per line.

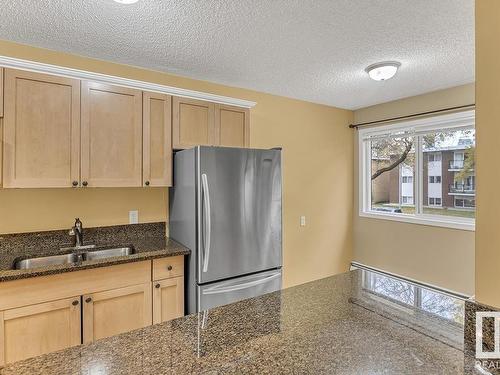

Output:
xmin=169 ymin=146 xmax=282 ymax=314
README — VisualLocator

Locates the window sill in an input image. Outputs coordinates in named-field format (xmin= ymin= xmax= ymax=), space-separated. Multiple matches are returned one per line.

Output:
xmin=359 ymin=211 xmax=475 ymax=231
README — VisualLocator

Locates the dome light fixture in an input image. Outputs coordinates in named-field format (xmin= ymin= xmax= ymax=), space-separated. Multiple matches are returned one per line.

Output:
xmin=113 ymin=0 xmax=139 ymax=4
xmin=365 ymin=61 xmax=401 ymax=81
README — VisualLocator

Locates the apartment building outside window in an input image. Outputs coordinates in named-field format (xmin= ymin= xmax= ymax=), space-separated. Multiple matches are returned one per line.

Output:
xmin=359 ymin=110 xmax=475 ymax=231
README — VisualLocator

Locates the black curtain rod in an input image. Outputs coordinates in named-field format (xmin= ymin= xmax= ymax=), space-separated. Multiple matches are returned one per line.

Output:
xmin=349 ymin=104 xmax=475 ymax=129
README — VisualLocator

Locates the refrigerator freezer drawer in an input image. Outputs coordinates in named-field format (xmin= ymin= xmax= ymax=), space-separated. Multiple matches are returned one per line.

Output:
xmin=197 ymin=269 xmax=282 ymax=311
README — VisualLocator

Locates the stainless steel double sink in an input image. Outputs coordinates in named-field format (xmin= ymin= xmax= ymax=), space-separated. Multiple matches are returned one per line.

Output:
xmin=13 ymin=246 xmax=135 ymax=270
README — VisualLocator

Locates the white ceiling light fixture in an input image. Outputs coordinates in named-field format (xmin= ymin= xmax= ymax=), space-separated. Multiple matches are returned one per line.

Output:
xmin=113 ymin=0 xmax=139 ymax=4
xmin=365 ymin=61 xmax=401 ymax=81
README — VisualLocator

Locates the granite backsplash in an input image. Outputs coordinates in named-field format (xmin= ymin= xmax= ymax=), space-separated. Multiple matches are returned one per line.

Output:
xmin=0 ymin=222 xmax=167 ymax=270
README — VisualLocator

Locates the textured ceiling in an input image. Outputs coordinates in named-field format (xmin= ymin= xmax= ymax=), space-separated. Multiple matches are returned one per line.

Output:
xmin=0 ymin=0 xmax=474 ymax=109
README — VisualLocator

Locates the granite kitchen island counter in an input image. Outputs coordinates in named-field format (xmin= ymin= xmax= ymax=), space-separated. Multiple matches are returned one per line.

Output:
xmin=0 ymin=269 xmax=486 ymax=375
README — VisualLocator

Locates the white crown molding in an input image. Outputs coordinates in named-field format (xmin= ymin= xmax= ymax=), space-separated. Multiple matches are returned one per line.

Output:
xmin=0 ymin=55 xmax=257 ymax=109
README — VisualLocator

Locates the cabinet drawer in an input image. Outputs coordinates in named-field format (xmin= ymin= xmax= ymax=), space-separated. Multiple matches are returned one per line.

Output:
xmin=152 ymin=256 xmax=184 ymax=281
xmin=0 ymin=261 xmax=151 ymax=311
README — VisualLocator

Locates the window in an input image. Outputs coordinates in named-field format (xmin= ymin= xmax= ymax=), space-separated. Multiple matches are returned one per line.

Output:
xmin=402 ymin=195 xmax=414 ymax=205
xmin=429 ymin=197 xmax=442 ymax=206
xmin=359 ymin=110 xmax=475 ymax=231
xmin=455 ymin=197 xmax=475 ymax=208
xmin=428 ymin=153 xmax=442 ymax=162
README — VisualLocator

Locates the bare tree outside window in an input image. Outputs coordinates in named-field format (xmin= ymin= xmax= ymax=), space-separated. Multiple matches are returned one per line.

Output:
xmin=370 ymin=136 xmax=415 ymax=214
xmin=369 ymin=128 xmax=475 ymax=219
xmin=365 ymin=272 xmax=464 ymax=325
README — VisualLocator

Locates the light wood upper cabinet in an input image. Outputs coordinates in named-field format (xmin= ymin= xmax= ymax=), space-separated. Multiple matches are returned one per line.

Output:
xmin=173 ymin=97 xmax=215 ymax=149
xmin=215 ymin=104 xmax=250 ymax=148
xmin=143 ymin=92 xmax=172 ymax=187
xmin=81 ymin=81 xmax=142 ymax=187
xmin=82 ymin=283 xmax=152 ymax=344
xmin=0 ymin=297 xmax=81 ymax=365
xmin=153 ymin=276 xmax=184 ymax=324
xmin=2 ymin=69 xmax=80 ymax=188
xmin=0 ymin=67 xmax=4 ymax=117
xmin=172 ymin=97 xmax=250 ymax=149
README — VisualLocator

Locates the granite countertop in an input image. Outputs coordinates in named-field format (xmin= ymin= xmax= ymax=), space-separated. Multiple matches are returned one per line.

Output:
xmin=0 ymin=222 xmax=190 ymax=282
xmin=0 ymin=269 xmax=487 ymax=375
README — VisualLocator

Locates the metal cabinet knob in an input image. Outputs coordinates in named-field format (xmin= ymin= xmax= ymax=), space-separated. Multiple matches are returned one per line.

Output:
xmin=145 ymin=181 xmax=150 ymax=186
xmin=72 ymin=300 xmax=79 ymax=306
xmin=155 ymin=283 xmax=161 ymax=289
xmin=72 ymin=181 xmax=78 ymax=187
xmin=167 ymin=265 xmax=173 ymax=271
xmin=82 ymin=181 xmax=88 ymax=187
xmin=85 ymin=297 xmax=92 ymax=303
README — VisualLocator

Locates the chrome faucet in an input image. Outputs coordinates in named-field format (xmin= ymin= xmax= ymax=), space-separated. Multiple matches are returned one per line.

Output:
xmin=69 ymin=218 xmax=84 ymax=248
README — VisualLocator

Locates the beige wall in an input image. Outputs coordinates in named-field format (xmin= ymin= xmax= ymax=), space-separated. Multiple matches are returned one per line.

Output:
xmin=0 ymin=40 xmax=353 ymax=288
xmin=475 ymin=1 xmax=500 ymax=308
xmin=353 ymin=83 xmax=475 ymax=295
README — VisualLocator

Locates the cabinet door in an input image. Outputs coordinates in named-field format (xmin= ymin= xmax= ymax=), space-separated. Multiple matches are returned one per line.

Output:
xmin=3 ymin=69 xmax=80 ymax=188
xmin=81 ymin=81 xmax=142 ymax=187
xmin=143 ymin=92 xmax=172 ymax=187
xmin=0 ymin=67 xmax=4 ymax=117
xmin=83 ymin=283 xmax=152 ymax=344
xmin=0 ymin=297 xmax=81 ymax=365
xmin=152 ymin=276 xmax=184 ymax=324
xmin=172 ymin=97 xmax=215 ymax=149
xmin=215 ymin=104 xmax=250 ymax=148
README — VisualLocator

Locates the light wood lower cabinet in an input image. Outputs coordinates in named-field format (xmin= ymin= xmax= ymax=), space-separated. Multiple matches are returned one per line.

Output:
xmin=83 ymin=283 xmax=152 ymax=343
xmin=0 ymin=257 xmax=184 ymax=365
xmin=153 ymin=276 xmax=184 ymax=324
xmin=0 ymin=296 xmax=81 ymax=365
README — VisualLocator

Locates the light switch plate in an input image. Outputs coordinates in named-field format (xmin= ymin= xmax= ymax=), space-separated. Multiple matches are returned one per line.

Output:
xmin=129 ymin=210 xmax=139 ymax=224
xmin=300 ymin=215 xmax=306 ymax=227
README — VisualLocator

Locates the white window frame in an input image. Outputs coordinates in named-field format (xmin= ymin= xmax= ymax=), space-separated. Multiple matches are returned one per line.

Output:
xmin=359 ymin=110 xmax=475 ymax=231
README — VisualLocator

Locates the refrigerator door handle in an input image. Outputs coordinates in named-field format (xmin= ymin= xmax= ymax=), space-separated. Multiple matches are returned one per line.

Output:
xmin=201 ymin=272 xmax=281 ymax=295
xmin=201 ymin=173 xmax=211 ymax=273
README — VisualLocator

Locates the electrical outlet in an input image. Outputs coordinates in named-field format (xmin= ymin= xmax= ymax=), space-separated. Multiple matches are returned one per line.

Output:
xmin=300 ymin=215 xmax=306 ymax=227
xmin=129 ymin=210 xmax=139 ymax=224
